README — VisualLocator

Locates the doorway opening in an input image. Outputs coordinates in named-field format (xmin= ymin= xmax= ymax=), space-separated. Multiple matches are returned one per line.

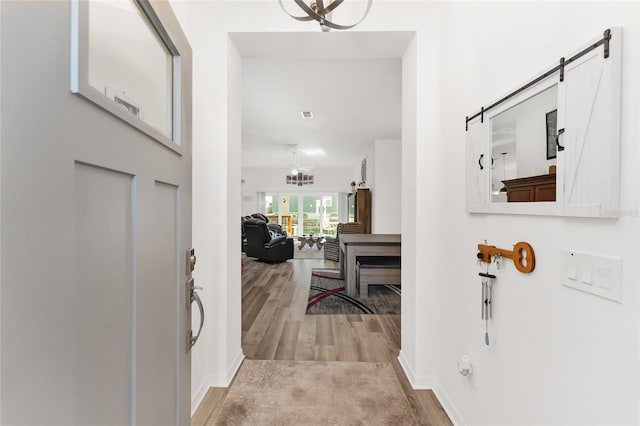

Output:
xmin=235 ymin=31 xmax=409 ymax=363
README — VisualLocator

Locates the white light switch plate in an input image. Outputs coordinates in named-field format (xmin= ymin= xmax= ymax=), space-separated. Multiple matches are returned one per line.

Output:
xmin=561 ymin=250 xmax=622 ymax=303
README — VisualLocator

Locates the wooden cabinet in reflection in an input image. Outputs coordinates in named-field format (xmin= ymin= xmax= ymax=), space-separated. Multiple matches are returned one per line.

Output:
xmin=502 ymin=173 xmax=556 ymax=202
xmin=353 ymin=188 xmax=372 ymax=233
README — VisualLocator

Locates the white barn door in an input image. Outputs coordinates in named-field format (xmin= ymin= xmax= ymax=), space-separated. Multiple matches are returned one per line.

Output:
xmin=465 ymin=119 xmax=490 ymax=212
xmin=1 ymin=1 xmax=193 ymax=424
xmin=558 ymin=28 xmax=622 ymax=218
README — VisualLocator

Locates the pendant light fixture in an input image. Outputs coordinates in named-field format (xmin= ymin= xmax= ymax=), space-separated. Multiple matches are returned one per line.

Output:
xmin=286 ymin=151 xmax=314 ymax=186
xmin=277 ymin=0 xmax=373 ymax=32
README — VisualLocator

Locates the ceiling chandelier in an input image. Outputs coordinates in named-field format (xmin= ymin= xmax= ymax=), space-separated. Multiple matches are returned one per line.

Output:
xmin=277 ymin=0 xmax=373 ymax=32
xmin=286 ymin=150 xmax=314 ymax=186
xmin=286 ymin=172 xmax=314 ymax=186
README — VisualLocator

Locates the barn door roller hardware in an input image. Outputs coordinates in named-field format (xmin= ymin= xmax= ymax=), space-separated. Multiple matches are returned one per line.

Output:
xmin=465 ymin=29 xmax=612 ymax=131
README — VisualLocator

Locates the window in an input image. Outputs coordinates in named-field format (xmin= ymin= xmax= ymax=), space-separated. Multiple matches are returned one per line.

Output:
xmin=71 ymin=0 xmax=181 ymax=151
xmin=265 ymin=193 xmax=339 ymax=236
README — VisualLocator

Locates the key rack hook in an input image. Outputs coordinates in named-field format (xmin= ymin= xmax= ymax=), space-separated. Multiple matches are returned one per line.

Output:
xmin=477 ymin=241 xmax=535 ymax=273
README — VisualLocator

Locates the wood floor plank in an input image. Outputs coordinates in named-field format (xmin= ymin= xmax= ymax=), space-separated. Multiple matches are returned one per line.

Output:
xmin=388 ymin=357 xmax=441 ymax=426
xmin=363 ymin=315 xmax=383 ymax=333
xmin=353 ymin=318 xmax=382 ymax=362
xmin=378 ymin=314 xmax=402 ymax=349
xmin=289 ymin=280 xmax=311 ymax=319
xmin=273 ymin=320 xmax=301 ymax=360
xmin=293 ymin=314 xmax=316 ymax=361
xmin=332 ymin=314 xmax=359 ymax=361
xmin=315 ymin=344 xmax=337 ymax=361
xmin=415 ymin=390 xmax=454 ymax=426
xmin=241 ymin=286 xmax=269 ymax=332
xmin=346 ymin=313 xmax=364 ymax=323
xmin=253 ymin=307 xmax=291 ymax=359
xmin=191 ymin=387 xmax=228 ymax=426
xmin=314 ymin=314 xmax=335 ymax=346
xmin=243 ymin=299 xmax=279 ymax=347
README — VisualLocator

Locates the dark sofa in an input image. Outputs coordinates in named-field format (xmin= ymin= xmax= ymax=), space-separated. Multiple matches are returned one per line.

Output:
xmin=243 ymin=218 xmax=294 ymax=263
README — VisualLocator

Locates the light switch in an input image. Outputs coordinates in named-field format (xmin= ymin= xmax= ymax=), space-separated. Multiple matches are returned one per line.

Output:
xmin=580 ymin=265 xmax=593 ymax=285
xmin=564 ymin=251 xmax=578 ymax=280
xmin=561 ymin=250 xmax=622 ymax=303
xmin=594 ymin=264 xmax=612 ymax=290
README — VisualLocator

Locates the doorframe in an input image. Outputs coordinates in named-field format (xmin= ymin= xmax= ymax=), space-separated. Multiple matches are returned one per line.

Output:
xmin=0 ymin=3 xmax=3 ymax=420
xmin=189 ymin=26 xmax=424 ymax=416
xmin=226 ymin=31 xmax=418 ymax=382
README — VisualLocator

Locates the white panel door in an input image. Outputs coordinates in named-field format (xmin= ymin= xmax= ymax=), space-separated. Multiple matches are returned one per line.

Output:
xmin=0 ymin=1 xmax=193 ymax=425
xmin=558 ymin=28 xmax=622 ymax=218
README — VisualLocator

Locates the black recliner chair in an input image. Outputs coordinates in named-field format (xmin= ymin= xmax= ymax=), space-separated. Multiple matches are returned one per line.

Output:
xmin=243 ymin=218 xmax=294 ymax=263
xmin=251 ymin=213 xmax=287 ymax=237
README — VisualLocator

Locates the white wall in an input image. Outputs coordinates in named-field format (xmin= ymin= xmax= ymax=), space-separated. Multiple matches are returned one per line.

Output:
xmin=171 ymin=1 xmax=639 ymax=424
xmin=225 ymin=36 xmax=245 ymax=398
xmin=399 ymin=32 xmax=419 ymax=384
xmin=0 ymin=3 xmax=3 ymax=421
xmin=372 ymin=139 xmax=401 ymax=233
xmin=435 ymin=2 xmax=639 ymax=425
xmin=241 ymin=167 xmax=353 ymax=215
xmin=168 ymin=6 xmax=247 ymax=411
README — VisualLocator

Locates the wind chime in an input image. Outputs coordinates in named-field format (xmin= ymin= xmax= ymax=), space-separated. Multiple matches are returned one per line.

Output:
xmin=479 ymin=269 xmax=496 ymax=346
xmin=476 ymin=241 xmax=535 ymax=345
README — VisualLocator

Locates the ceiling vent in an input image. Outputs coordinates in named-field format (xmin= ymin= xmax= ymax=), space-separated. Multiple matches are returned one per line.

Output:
xmin=301 ymin=111 xmax=314 ymax=120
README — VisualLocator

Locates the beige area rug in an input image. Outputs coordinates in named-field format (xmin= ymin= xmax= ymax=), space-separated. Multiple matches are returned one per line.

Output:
xmin=215 ymin=360 xmax=418 ymax=425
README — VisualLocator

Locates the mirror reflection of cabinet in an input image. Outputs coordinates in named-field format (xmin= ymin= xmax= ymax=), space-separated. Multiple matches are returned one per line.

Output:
xmin=502 ymin=172 xmax=556 ymax=202
xmin=466 ymin=28 xmax=622 ymax=218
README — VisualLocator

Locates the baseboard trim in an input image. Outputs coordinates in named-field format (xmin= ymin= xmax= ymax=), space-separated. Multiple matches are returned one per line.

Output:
xmin=225 ymin=349 xmax=245 ymax=384
xmin=397 ymin=352 xmax=437 ymax=389
xmin=190 ymin=349 xmax=245 ymax=416
xmin=411 ymin=373 xmax=436 ymax=389
xmin=397 ymin=350 xmax=415 ymax=386
xmin=397 ymin=352 xmax=464 ymax=425
xmin=431 ymin=382 xmax=465 ymax=426
xmin=191 ymin=376 xmax=212 ymax=416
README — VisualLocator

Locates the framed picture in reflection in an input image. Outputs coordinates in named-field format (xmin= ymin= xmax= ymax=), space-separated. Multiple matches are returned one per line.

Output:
xmin=546 ymin=109 xmax=558 ymax=160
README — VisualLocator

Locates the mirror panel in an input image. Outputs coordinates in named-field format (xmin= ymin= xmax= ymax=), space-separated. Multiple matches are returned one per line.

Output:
xmin=490 ymin=84 xmax=558 ymax=203
xmin=465 ymin=28 xmax=621 ymax=218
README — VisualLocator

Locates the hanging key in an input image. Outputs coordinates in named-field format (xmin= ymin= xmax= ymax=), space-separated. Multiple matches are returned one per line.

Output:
xmin=495 ymin=252 xmax=503 ymax=270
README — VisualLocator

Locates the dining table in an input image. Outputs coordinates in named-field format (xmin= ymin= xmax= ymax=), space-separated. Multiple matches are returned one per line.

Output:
xmin=339 ymin=234 xmax=401 ymax=297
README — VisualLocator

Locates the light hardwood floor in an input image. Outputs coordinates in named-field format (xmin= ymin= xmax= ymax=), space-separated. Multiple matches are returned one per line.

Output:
xmin=192 ymin=256 xmax=452 ymax=425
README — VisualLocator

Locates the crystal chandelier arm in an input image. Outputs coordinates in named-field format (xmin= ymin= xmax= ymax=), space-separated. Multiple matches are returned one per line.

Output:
xmin=277 ymin=0 xmax=316 ymax=21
